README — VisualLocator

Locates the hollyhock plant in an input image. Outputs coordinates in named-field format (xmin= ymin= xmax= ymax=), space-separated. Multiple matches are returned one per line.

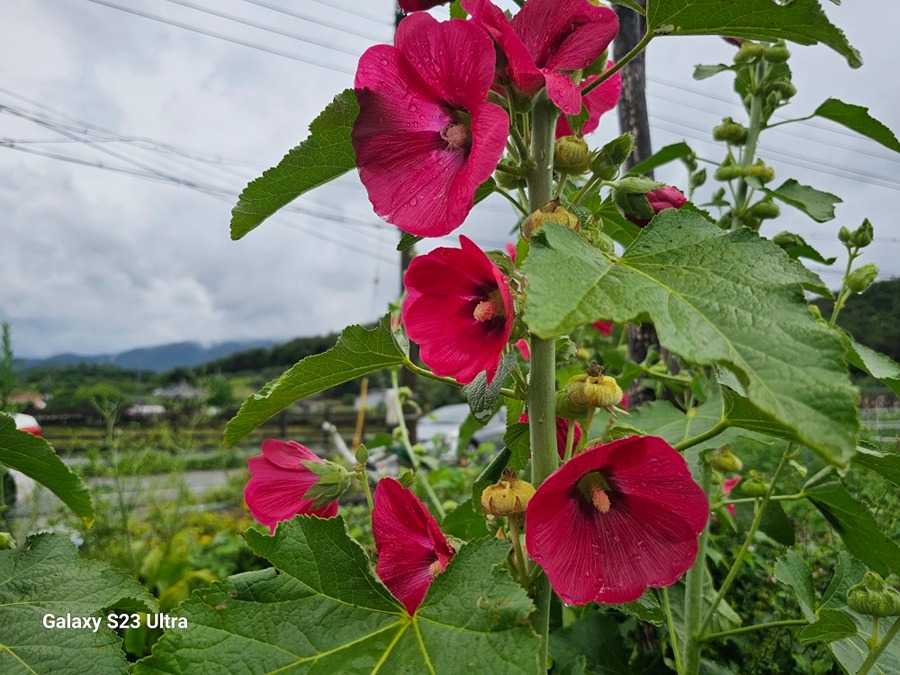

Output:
xmin=722 ymin=477 xmax=742 ymax=517
xmin=244 ymin=440 xmax=340 ymax=533
xmin=463 ymin=0 xmax=618 ymax=115
xmin=556 ymin=66 xmax=623 ymax=138
xmin=626 ymin=185 xmax=688 ymax=226
xmin=402 ymin=235 xmax=514 ymax=384
xmin=526 ymin=436 xmax=709 ymax=605
xmin=593 ymin=320 xmax=613 ymax=336
xmin=519 ymin=413 xmax=582 ymax=459
xmin=352 ymin=13 xmax=508 ymax=237
xmin=373 ymin=477 xmax=456 ymax=615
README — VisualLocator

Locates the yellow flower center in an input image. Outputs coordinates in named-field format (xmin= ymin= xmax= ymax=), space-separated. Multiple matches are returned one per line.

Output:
xmin=440 ymin=122 xmax=469 ymax=150
xmin=577 ymin=471 xmax=613 ymax=514
xmin=428 ymin=559 xmax=443 ymax=577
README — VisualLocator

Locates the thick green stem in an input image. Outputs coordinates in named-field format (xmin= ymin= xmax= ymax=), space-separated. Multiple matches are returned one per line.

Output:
xmin=674 ymin=420 xmax=729 ymax=452
xmin=682 ymin=461 xmax=713 ymax=675
xmin=829 ymin=250 xmax=859 ymax=328
xmin=661 ymin=587 xmax=683 ymax=674
xmin=526 ymin=93 xmax=559 ymax=674
xmin=700 ymin=619 xmax=807 ymax=642
xmin=731 ymin=61 xmax=766 ymax=230
xmin=858 ymin=618 xmax=900 ymax=675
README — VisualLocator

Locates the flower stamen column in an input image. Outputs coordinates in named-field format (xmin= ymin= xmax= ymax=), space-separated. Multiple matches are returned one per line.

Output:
xmin=526 ymin=93 xmax=560 ymax=671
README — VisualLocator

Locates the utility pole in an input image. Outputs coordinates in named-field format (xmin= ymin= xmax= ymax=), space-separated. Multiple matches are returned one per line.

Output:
xmin=614 ymin=0 xmax=664 ymax=408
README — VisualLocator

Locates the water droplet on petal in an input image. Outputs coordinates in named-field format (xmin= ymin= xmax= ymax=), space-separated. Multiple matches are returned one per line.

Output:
xmin=409 ymin=197 xmax=419 ymax=207
xmin=379 ymin=58 xmax=389 ymax=66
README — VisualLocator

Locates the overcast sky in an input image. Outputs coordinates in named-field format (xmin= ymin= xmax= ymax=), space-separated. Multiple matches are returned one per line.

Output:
xmin=1 ymin=0 xmax=897 ymax=359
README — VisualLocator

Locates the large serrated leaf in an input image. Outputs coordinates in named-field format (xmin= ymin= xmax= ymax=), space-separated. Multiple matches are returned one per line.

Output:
xmin=842 ymin=335 xmax=900 ymax=396
xmin=767 ymin=179 xmax=842 ymax=223
xmin=628 ymin=141 xmax=695 ymax=177
xmin=646 ymin=0 xmax=861 ymax=68
xmin=812 ymin=98 xmax=900 ymax=153
xmin=805 ymin=482 xmax=900 ymax=577
xmin=224 ymin=317 xmax=405 ymax=445
xmin=231 ymin=89 xmax=359 ymax=240
xmin=134 ymin=517 xmax=539 ymax=674
xmin=463 ymin=352 xmax=516 ymax=423
xmin=0 ymin=413 xmax=94 ymax=525
xmin=522 ymin=216 xmax=858 ymax=465
xmin=0 ymin=533 xmax=156 ymax=674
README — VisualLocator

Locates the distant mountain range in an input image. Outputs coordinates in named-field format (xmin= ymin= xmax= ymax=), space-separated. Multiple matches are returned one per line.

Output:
xmin=19 ymin=339 xmax=274 ymax=373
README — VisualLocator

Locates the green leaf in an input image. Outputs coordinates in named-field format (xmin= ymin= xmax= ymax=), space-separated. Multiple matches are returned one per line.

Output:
xmin=758 ymin=501 xmax=795 ymax=546
xmin=693 ymin=64 xmax=732 ymax=81
xmin=134 ymin=517 xmax=540 ymax=674
xmin=610 ymin=0 xmax=646 ymax=15
xmin=842 ymin=336 xmax=900 ymax=396
xmin=853 ymin=446 xmax=900 ymax=488
xmin=646 ymin=0 xmax=862 ymax=68
xmin=774 ymin=550 xmax=816 ymax=621
xmin=440 ymin=500 xmax=490 ymax=541
xmin=463 ymin=353 xmax=516 ymax=423
xmin=0 ymin=413 xmax=94 ymax=525
xmin=397 ymin=231 xmax=423 ymax=252
xmin=619 ymin=591 xmax=666 ymax=627
xmin=550 ymin=610 xmax=631 ymax=674
xmin=628 ymin=141 xmax=694 ymax=177
xmin=767 ymin=179 xmax=842 ymax=223
xmin=230 ymin=89 xmax=359 ymax=240
xmin=522 ymin=216 xmax=858 ymax=465
xmin=805 ymin=482 xmax=900 ymax=576
xmin=449 ymin=0 xmax=467 ymax=19
xmin=474 ymin=176 xmax=497 ymax=205
xmin=771 ymin=231 xmax=837 ymax=265
xmin=504 ymin=422 xmax=531 ymax=472
xmin=224 ymin=317 xmax=405 ymax=445
xmin=797 ymin=609 xmax=857 ymax=645
xmin=831 ymin=616 xmax=899 ymax=675
xmin=820 ymin=552 xmax=867 ymax=610
xmin=0 ymin=533 xmax=156 ymax=675
xmin=812 ymin=98 xmax=900 ymax=153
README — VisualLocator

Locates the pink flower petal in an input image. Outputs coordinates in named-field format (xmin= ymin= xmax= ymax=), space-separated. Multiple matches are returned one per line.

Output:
xmin=556 ymin=66 xmax=623 ymax=138
xmin=373 ymin=477 xmax=455 ymax=614
xmin=526 ymin=436 xmax=709 ymax=605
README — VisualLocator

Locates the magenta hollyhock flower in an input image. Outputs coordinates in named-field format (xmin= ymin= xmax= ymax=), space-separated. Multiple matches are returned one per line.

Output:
xmin=244 ymin=440 xmax=339 ymax=533
xmin=402 ymin=235 xmax=514 ymax=385
xmin=463 ymin=0 xmax=618 ymax=115
xmin=626 ymin=185 xmax=688 ymax=227
xmin=514 ymin=338 xmax=530 ymax=361
xmin=722 ymin=477 xmax=741 ymax=517
xmin=352 ymin=13 xmax=508 ymax=237
xmin=526 ymin=436 xmax=709 ymax=605
xmin=592 ymin=320 xmax=613 ymax=336
xmin=556 ymin=65 xmax=623 ymax=138
xmin=518 ymin=413 xmax=582 ymax=460
xmin=373 ymin=477 xmax=456 ymax=615
xmin=399 ymin=0 xmax=447 ymax=11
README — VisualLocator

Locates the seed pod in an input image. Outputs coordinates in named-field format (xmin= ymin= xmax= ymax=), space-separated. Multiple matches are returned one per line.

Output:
xmin=480 ymin=468 xmax=536 ymax=517
xmin=738 ymin=475 xmax=770 ymax=497
xmin=847 ymin=572 xmax=900 ymax=617
xmin=522 ymin=199 xmax=580 ymax=240
xmin=566 ymin=369 xmax=623 ymax=409
xmin=749 ymin=200 xmax=781 ymax=219
xmin=708 ymin=447 xmax=743 ymax=473
xmin=554 ymin=135 xmax=591 ymax=174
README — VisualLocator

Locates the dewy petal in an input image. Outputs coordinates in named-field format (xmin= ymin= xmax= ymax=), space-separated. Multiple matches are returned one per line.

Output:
xmin=543 ymin=70 xmax=583 ymax=116
xmin=373 ymin=477 xmax=455 ymax=614
xmin=399 ymin=0 xmax=448 ymax=11
xmin=525 ymin=436 xmax=708 ymax=605
xmin=402 ymin=236 xmax=513 ymax=384
xmin=353 ymin=16 xmax=508 ymax=237
xmin=556 ymin=66 xmax=623 ymax=138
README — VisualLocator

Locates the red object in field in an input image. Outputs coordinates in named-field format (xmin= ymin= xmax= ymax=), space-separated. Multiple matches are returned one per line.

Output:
xmin=13 ymin=413 xmax=42 ymax=436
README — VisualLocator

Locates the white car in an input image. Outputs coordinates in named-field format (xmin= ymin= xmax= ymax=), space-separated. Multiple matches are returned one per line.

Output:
xmin=417 ymin=403 xmax=506 ymax=459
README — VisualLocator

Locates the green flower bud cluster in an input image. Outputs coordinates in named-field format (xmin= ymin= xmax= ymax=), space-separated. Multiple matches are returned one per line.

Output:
xmin=590 ymin=133 xmax=634 ymax=181
xmin=846 ymin=262 xmax=879 ymax=294
xmin=842 ymin=219 xmax=874 ymax=249
xmin=301 ymin=459 xmax=354 ymax=509
xmin=748 ymin=199 xmax=780 ymax=220
xmin=738 ymin=471 xmax=770 ymax=497
xmin=713 ymin=117 xmax=748 ymax=145
xmin=847 ymin=572 xmax=900 ymax=617
xmin=522 ymin=199 xmax=580 ymax=240
xmin=714 ymin=158 xmax=775 ymax=184
xmin=554 ymin=135 xmax=591 ymax=174
xmin=708 ymin=447 xmax=743 ymax=473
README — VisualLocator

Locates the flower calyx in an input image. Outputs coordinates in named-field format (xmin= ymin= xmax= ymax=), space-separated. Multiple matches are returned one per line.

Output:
xmin=708 ymin=447 xmax=743 ymax=473
xmin=300 ymin=459 xmax=355 ymax=509
xmin=480 ymin=468 xmax=536 ymax=517
xmin=847 ymin=572 xmax=900 ymax=617
xmin=522 ymin=199 xmax=580 ymax=240
xmin=847 ymin=262 xmax=879 ymax=294
xmin=738 ymin=471 xmax=770 ymax=497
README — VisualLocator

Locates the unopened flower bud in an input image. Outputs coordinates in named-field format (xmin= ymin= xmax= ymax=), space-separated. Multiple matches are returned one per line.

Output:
xmin=355 ymin=444 xmax=369 ymax=464
xmin=847 ymin=263 xmax=878 ymax=294
xmin=849 ymin=219 xmax=874 ymax=248
xmin=480 ymin=468 xmax=536 ymax=517
xmin=554 ymin=135 xmax=591 ymax=174
xmin=616 ymin=179 xmax=685 ymax=227
xmin=300 ymin=459 xmax=354 ymax=509
xmin=0 ymin=532 xmax=16 ymax=550
xmin=690 ymin=168 xmax=707 ymax=189
xmin=838 ymin=226 xmax=853 ymax=244
xmin=590 ymin=133 xmax=634 ymax=180
xmin=713 ymin=117 xmax=749 ymax=145
xmin=739 ymin=475 xmax=770 ymax=497
xmin=522 ymin=199 xmax=580 ymax=240
xmin=744 ymin=160 xmax=775 ymax=184
xmin=566 ymin=368 xmax=623 ymax=409
xmin=734 ymin=43 xmax=765 ymax=63
xmin=848 ymin=572 xmax=900 ymax=617
xmin=397 ymin=468 xmax=416 ymax=488
xmin=762 ymin=45 xmax=791 ymax=63
xmin=715 ymin=164 xmax=743 ymax=182
xmin=749 ymin=199 xmax=781 ymax=219
xmin=708 ymin=447 xmax=743 ymax=473
xmin=764 ymin=78 xmax=797 ymax=100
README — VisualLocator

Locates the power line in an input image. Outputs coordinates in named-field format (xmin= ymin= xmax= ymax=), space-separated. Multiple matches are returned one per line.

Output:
xmin=84 ymin=0 xmax=354 ymax=75
xmin=243 ymin=0 xmax=392 ymax=42
xmin=159 ymin=0 xmax=366 ymax=57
